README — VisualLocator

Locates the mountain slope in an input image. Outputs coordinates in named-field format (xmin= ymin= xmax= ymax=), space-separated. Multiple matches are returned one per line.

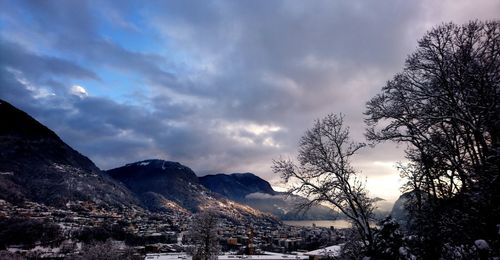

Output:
xmin=107 ymin=160 xmax=203 ymax=212
xmin=0 ymin=99 xmax=139 ymax=210
xmin=199 ymin=173 xmax=275 ymax=201
xmin=106 ymin=160 xmax=277 ymax=223
xmin=391 ymin=191 xmax=427 ymax=230
xmin=200 ymin=173 xmax=338 ymax=220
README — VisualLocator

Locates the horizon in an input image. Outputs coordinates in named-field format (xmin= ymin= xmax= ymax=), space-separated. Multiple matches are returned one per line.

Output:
xmin=1 ymin=1 xmax=499 ymax=203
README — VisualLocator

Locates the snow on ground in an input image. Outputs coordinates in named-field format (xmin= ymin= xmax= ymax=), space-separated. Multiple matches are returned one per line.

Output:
xmin=474 ymin=239 xmax=489 ymax=250
xmin=144 ymin=253 xmax=309 ymax=259
xmin=303 ymin=244 xmax=343 ymax=257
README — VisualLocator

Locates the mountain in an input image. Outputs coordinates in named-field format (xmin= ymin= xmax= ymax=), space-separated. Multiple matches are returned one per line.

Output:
xmin=200 ymin=173 xmax=338 ymax=220
xmin=107 ymin=160 xmax=203 ymax=212
xmin=390 ymin=191 xmax=425 ymax=230
xmin=106 ymin=160 xmax=276 ymax=222
xmin=200 ymin=172 xmax=275 ymax=201
xmin=371 ymin=197 xmax=394 ymax=219
xmin=0 ymin=99 xmax=139 ymax=210
xmin=244 ymin=192 xmax=339 ymax=220
xmin=0 ymin=98 xmax=326 ymax=222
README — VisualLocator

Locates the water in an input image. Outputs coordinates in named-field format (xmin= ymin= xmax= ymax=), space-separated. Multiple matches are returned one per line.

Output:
xmin=283 ymin=219 xmax=351 ymax=229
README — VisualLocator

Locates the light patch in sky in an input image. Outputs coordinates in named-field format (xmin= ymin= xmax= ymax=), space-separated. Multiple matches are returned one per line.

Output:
xmin=220 ymin=121 xmax=282 ymax=135
xmin=262 ymin=137 xmax=280 ymax=148
xmin=217 ymin=121 xmax=283 ymax=147
xmin=364 ymin=174 xmax=403 ymax=202
xmin=6 ymin=67 xmax=55 ymax=99
xmin=372 ymin=161 xmax=399 ymax=169
xmin=353 ymin=159 xmax=406 ymax=202
xmin=245 ymin=123 xmax=281 ymax=136
xmin=70 ymin=85 xmax=89 ymax=98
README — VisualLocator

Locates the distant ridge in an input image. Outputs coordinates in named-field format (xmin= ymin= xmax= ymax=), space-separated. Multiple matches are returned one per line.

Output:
xmin=200 ymin=172 xmax=338 ymax=220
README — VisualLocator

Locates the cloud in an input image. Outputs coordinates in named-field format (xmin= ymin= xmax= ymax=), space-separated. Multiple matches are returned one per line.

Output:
xmin=245 ymin=192 xmax=279 ymax=200
xmin=0 ymin=40 xmax=98 ymax=81
xmin=1 ymin=0 xmax=498 ymax=201
xmin=70 ymin=85 xmax=88 ymax=98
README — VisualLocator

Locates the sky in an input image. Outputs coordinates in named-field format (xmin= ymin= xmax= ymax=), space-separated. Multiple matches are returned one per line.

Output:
xmin=1 ymin=0 xmax=498 ymax=202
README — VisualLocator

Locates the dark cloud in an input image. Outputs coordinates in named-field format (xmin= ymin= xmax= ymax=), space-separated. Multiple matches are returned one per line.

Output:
xmin=143 ymin=0 xmax=427 ymax=132
xmin=0 ymin=40 xmax=98 ymax=81
xmin=1 ymin=0 xmax=499 ymax=200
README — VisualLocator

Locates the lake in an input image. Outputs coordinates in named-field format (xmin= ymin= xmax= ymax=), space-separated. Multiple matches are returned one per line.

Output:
xmin=283 ymin=219 xmax=351 ymax=229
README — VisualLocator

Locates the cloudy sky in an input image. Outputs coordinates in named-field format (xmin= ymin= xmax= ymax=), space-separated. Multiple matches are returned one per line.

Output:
xmin=1 ymin=0 xmax=498 ymax=202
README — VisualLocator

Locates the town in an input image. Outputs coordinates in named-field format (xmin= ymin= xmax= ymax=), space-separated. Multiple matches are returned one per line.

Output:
xmin=0 ymin=199 xmax=345 ymax=259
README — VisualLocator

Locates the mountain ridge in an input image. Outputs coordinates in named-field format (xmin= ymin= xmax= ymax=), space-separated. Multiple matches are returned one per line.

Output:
xmin=107 ymin=159 xmax=202 ymax=212
xmin=106 ymin=159 xmax=278 ymax=223
xmin=0 ymin=99 xmax=140 ymax=210
xmin=199 ymin=172 xmax=276 ymax=201
xmin=0 ymin=99 xmax=333 ymax=222
xmin=0 ymin=99 xmax=277 ymax=224
xmin=200 ymin=172 xmax=338 ymax=220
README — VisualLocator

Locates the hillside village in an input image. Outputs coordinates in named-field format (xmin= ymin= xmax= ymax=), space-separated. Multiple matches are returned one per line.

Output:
xmin=0 ymin=198 xmax=344 ymax=259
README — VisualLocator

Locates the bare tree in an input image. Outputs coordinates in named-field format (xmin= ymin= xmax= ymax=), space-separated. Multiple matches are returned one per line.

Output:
xmin=366 ymin=21 xmax=499 ymax=198
xmin=365 ymin=20 xmax=500 ymax=258
xmin=76 ymin=239 xmax=136 ymax=260
xmin=273 ymin=114 xmax=375 ymax=255
xmin=187 ymin=210 xmax=220 ymax=260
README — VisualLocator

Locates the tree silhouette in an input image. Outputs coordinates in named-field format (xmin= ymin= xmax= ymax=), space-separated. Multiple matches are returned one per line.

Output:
xmin=365 ymin=20 xmax=500 ymax=258
xmin=273 ymin=114 xmax=375 ymax=256
xmin=187 ymin=210 xmax=221 ymax=260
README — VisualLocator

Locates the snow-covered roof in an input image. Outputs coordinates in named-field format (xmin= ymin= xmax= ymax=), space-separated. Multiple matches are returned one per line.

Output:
xmin=303 ymin=244 xmax=343 ymax=256
xmin=145 ymin=253 xmax=188 ymax=260
xmin=219 ymin=255 xmax=307 ymax=259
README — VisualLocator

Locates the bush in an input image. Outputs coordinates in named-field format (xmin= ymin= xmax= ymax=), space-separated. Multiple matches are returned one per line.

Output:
xmin=73 ymin=239 xmax=138 ymax=260
xmin=0 ymin=218 xmax=62 ymax=248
